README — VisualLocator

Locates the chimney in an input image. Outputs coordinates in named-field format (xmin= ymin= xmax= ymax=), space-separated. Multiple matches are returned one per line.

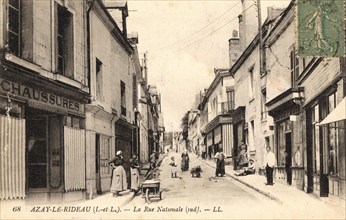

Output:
xmin=229 ymin=30 xmax=240 ymax=68
xmin=238 ymin=0 xmax=258 ymax=52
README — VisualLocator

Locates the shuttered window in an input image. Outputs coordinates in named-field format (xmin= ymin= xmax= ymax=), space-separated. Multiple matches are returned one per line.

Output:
xmin=0 ymin=115 xmax=25 ymax=199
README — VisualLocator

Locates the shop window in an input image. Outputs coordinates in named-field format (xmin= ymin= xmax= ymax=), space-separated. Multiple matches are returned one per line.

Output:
xmin=327 ymin=92 xmax=338 ymax=176
xmin=121 ymin=80 xmax=126 ymax=116
xmin=290 ymin=47 xmax=299 ymax=87
xmin=261 ymin=89 xmax=267 ymax=120
xmin=27 ymin=117 xmax=48 ymax=189
xmin=72 ymin=117 xmax=80 ymax=128
xmin=64 ymin=115 xmax=83 ymax=129
xmin=277 ymin=121 xmax=290 ymax=166
xmin=56 ymin=3 xmax=74 ymax=78
xmin=8 ymin=0 xmax=20 ymax=56
xmin=311 ymin=104 xmax=320 ymax=174
xmin=96 ymin=58 xmax=103 ymax=101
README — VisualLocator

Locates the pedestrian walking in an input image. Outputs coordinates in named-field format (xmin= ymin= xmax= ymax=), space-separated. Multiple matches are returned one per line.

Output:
xmin=109 ymin=151 xmax=127 ymax=197
xmin=263 ymin=146 xmax=276 ymax=186
xmin=129 ymin=154 xmax=140 ymax=194
xmin=181 ymin=150 xmax=189 ymax=171
xmin=214 ymin=148 xmax=225 ymax=177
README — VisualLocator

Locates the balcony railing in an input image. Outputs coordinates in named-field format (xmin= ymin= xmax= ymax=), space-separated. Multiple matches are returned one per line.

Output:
xmin=219 ymin=101 xmax=234 ymax=114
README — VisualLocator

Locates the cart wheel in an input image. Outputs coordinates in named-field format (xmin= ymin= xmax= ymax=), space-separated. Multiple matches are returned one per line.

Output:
xmin=159 ymin=191 xmax=163 ymax=200
xmin=145 ymin=189 xmax=150 ymax=204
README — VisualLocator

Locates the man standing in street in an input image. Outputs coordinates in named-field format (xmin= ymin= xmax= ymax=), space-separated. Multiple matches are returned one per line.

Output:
xmin=264 ymin=146 xmax=275 ymax=186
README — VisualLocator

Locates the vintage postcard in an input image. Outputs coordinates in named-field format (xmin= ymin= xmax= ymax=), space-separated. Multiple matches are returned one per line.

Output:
xmin=0 ymin=0 xmax=345 ymax=219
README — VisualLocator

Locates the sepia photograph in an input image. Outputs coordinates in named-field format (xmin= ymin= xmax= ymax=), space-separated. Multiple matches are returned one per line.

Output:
xmin=0 ymin=0 xmax=345 ymax=219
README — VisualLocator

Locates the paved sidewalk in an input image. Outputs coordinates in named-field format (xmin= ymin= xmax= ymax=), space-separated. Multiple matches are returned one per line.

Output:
xmin=196 ymin=154 xmax=345 ymax=213
xmin=74 ymin=189 xmax=135 ymax=207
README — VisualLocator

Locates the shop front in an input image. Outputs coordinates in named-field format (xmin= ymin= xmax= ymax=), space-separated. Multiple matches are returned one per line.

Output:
xmin=305 ymin=84 xmax=345 ymax=202
xmin=267 ymin=87 xmax=304 ymax=190
xmin=0 ymin=75 xmax=88 ymax=203
xmin=85 ymin=105 xmax=117 ymax=196
xmin=231 ymin=106 xmax=245 ymax=170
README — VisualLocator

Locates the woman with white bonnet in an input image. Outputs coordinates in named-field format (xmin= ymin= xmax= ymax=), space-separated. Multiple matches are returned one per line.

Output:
xmin=109 ymin=150 xmax=127 ymax=197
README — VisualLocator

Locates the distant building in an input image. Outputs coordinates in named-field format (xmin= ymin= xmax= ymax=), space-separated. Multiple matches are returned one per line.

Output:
xmin=198 ymin=69 xmax=235 ymax=160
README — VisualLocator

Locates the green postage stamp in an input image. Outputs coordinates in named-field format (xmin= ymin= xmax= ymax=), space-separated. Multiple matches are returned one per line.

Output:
xmin=297 ymin=0 xmax=345 ymax=57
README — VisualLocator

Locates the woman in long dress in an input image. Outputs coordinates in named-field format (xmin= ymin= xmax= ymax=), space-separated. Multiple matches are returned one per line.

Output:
xmin=129 ymin=155 xmax=140 ymax=194
xmin=181 ymin=150 xmax=189 ymax=171
xmin=214 ymin=148 xmax=225 ymax=177
xmin=109 ymin=151 xmax=127 ymax=197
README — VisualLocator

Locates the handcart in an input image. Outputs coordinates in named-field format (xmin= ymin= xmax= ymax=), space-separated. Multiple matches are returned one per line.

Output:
xmin=141 ymin=179 xmax=164 ymax=203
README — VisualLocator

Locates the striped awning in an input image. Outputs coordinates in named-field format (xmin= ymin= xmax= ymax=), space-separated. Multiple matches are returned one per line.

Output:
xmin=318 ymin=97 xmax=346 ymax=126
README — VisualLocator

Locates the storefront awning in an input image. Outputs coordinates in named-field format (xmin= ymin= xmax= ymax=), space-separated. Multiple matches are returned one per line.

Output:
xmin=318 ymin=97 xmax=346 ymax=126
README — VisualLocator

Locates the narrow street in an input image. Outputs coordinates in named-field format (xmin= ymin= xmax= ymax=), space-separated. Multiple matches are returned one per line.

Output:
xmin=123 ymin=152 xmax=281 ymax=219
xmin=121 ymin=152 xmax=343 ymax=219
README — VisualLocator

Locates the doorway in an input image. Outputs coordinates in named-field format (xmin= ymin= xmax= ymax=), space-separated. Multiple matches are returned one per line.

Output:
xmin=26 ymin=116 xmax=48 ymax=190
xmin=95 ymin=134 xmax=102 ymax=194
xmin=26 ymin=110 xmax=63 ymax=192
xmin=285 ymin=132 xmax=292 ymax=185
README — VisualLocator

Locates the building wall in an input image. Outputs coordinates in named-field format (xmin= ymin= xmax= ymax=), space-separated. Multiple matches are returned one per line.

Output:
xmin=138 ymin=84 xmax=149 ymax=163
xmin=266 ymin=22 xmax=295 ymax=102
xmin=0 ymin=0 xmax=88 ymax=202
xmin=301 ymin=58 xmax=341 ymax=104
xmin=234 ymin=45 xmax=267 ymax=165
xmin=85 ymin=5 xmax=135 ymax=195
xmin=208 ymin=75 xmax=234 ymax=120
xmin=1 ymin=0 xmax=88 ymax=88
xmin=90 ymin=11 xmax=134 ymax=122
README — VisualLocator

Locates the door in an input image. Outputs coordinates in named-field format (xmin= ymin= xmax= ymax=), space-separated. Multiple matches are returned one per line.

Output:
xmin=26 ymin=117 xmax=48 ymax=190
xmin=285 ymin=132 xmax=292 ymax=185
xmin=95 ymin=134 xmax=101 ymax=194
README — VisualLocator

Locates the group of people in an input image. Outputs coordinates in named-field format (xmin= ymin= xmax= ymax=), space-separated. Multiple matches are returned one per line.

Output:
xmin=234 ymin=144 xmax=276 ymax=185
xmin=108 ymin=145 xmax=277 ymax=198
xmin=168 ymin=149 xmax=191 ymax=172
xmin=108 ymin=151 xmax=141 ymax=197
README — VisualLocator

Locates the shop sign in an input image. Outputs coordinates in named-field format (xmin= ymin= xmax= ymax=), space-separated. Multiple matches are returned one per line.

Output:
xmin=0 ymin=78 xmax=84 ymax=114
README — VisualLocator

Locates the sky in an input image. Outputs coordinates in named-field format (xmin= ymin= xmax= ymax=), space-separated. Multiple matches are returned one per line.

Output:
xmin=126 ymin=0 xmax=291 ymax=132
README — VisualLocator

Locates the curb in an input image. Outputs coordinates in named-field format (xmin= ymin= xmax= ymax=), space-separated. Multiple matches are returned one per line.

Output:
xmin=198 ymin=158 xmax=283 ymax=205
